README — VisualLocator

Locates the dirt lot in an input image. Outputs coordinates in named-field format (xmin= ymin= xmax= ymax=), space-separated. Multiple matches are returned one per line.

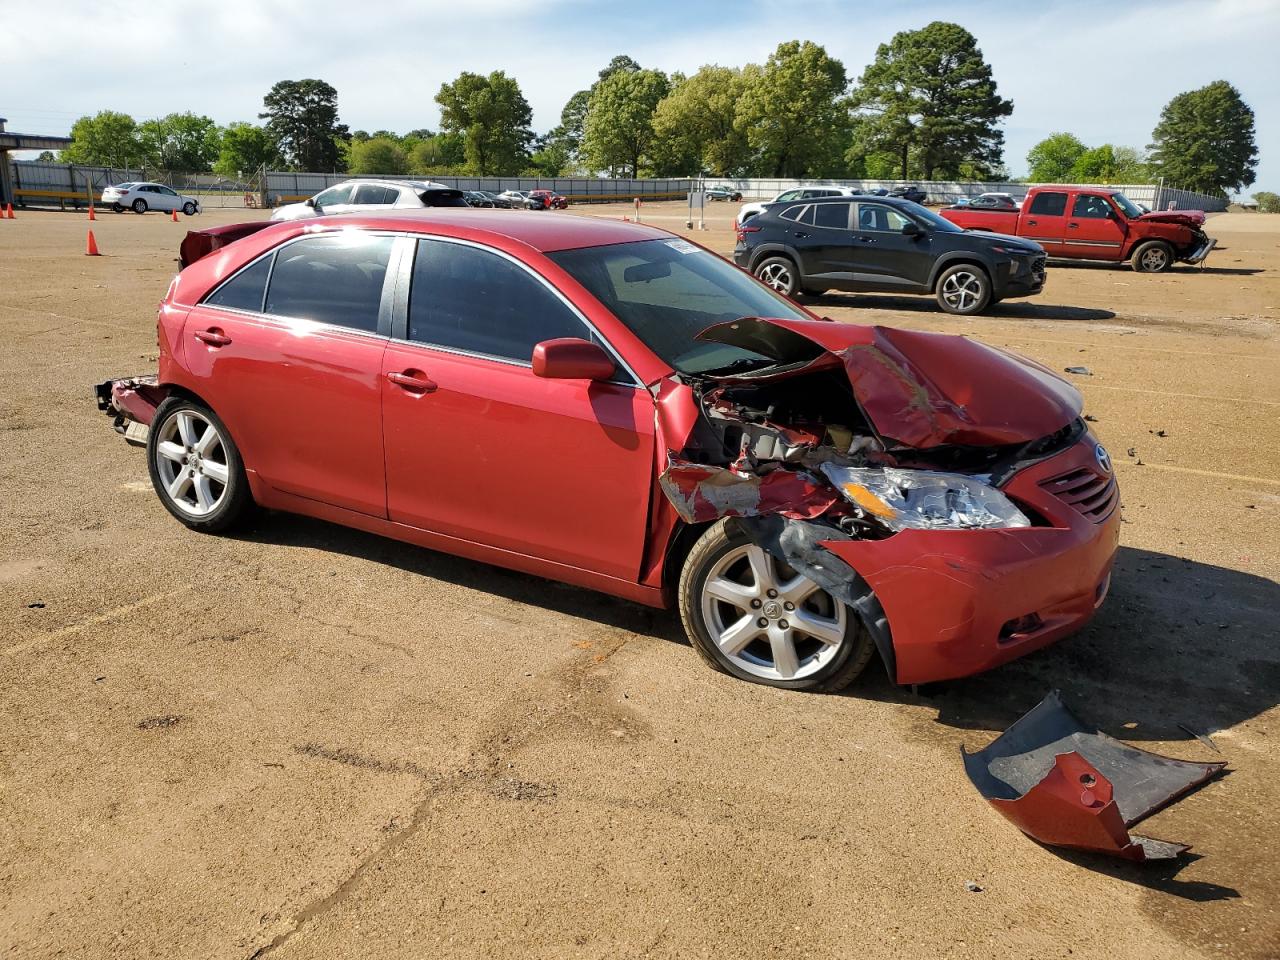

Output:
xmin=1 ymin=200 xmax=1278 ymax=960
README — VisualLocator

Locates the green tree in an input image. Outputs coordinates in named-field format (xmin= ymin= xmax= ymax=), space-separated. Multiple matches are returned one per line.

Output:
xmin=1253 ymin=191 xmax=1280 ymax=213
xmin=137 ymin=112 xmax=221 ymax=171
xmin=651 ymin=65 xmax=752 ymax=176
xmin=36 ymin=150 xmax=55 ymax=161
xmin=854 ymin=22 xmax=1012 ymax=179
xmin=1026 ymin=132 xmax=1087 ymax=182
xmin=557 ymin=56 xmax=642 ymax=165
xmin=436 ymin=71 xmax=534 ymax=175
xmin=1149 ymin=80 xmax=1257 ymax=194
xmin=528 ymin=132 xmax=572 ymax=176
xmin=581 ymin=68 xmax=671 ymax=176
xmin=407 ymin=133 xmax=466 ymax=173
xmin=737 ymin=42 xmax=849 ymax=177
xmin=348 ymin=135 xmax=408 ymax=175
xmin=61 ymin=111 xmax=141 ymax=166
xmin=214 ymin=122 xmax=280 ymax=177
xmin=260 ymin=79 xmax=349 ymax=171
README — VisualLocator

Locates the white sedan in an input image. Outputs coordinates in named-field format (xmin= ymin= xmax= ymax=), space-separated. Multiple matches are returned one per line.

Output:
xmin=270 ymin=179 xmax=467 ymax=220
xmin=101 ymin=182 xmax=201 ymax=215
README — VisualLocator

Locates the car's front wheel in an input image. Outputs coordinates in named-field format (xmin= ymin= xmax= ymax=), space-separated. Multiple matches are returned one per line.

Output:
xmin=147 ymin=397 xmax=253 ymax=533
xmin=754 ymin=255 xmax=800 ymax=298
xmin=678 ymin=520 xmax=875 ymax=692
xmin=935 ymin=263 xmax=992 ymax=314
xmin=182 ymin=201 xmax=196 ymax=216
xmin=1131 ymin=240 xmax=1173 ymax=273
xmin=132 ymin=198 xmax=147 ymax=214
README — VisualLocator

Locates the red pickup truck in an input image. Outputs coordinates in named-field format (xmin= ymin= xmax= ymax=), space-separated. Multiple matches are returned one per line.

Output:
xmin=941 ymin=186 xmax=1215 ymax=272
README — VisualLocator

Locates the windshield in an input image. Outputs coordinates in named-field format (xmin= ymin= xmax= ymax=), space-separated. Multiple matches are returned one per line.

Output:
xmin=1110 ymin=192 xmax=1144 ymax=218
xmin=548 ymin=238 xmax=812 ymax=375
xmin=907 ymin=204 xmax=964 ymax=233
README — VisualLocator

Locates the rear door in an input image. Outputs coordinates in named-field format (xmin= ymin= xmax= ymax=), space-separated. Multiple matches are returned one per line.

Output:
xmin=847 ymin=202 xmax=933 ymax=291
xmin=380 ymin=237 xmax=655 ymax=581
xmin=1020 ymin=191 xmax=1069 ymax=253
xmin=793 ymin=200 xmax=855 ymax=281
xmin=184 ymin=232 xmax=397 ymax=517
xmin=1062 ymin=192 xmax=1127 ymax=260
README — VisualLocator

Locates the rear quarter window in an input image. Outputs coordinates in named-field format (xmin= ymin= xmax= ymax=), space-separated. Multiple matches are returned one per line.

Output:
xmin=204 ymin=255 xmax=272 ymax=313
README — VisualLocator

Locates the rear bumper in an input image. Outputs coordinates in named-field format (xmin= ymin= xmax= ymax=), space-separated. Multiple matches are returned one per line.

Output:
xmin=95 ymin=375 xmax=167 ymax=444
xmin=821 ymin=437 xmax=1120 ymax=684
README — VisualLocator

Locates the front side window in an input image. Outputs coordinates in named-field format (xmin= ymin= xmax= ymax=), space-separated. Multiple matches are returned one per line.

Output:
xmin=813 ymin=202 xmax=852 ymax=229
xmin=313 ymin=184 xmax=354 ymax=208
xmin=856 ymin=204 xmax=912 ymax=232
xmin=160 ymin=186 xmax=177 ymax=196
xmin=548 ymin=239 xmax=811 ymax=376
xmin=264 ymin=234 xmax=394 ymax=332
xmin=775 ymin=190 xmax=802 ymax=202
xmin=408 ymin=239 xmax=588 ymax=362
xmin=1028 ymin=192 xmax=1068 ymax=217
xmin=353 ymin=184 xmax=398 ymax=205
xmin=1110 ymin=193 xmax=1144 ymax=218
xmin=1071 ymin=194 xmax=1114 ymax=219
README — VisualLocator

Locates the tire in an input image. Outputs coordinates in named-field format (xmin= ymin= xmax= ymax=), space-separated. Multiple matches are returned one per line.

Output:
xmin=147 ymin=397 xmax=253 ymax=533
xmin=1131 ymin=240 xmax=1173 ymax=273
xmin=678 ymin=520 xmax=875 ymax=693
xmin=935 ymin=263 xmax=992 ymax=315
xmin=132 ymin=198 xmax=147 ymax=214
xmin=182 ymin=202 xmax=196 ymax=216
xmin=753 ymin=255 xmax=800 ymax=298
xmin=111 ymin=202 xmax=124 ymax=213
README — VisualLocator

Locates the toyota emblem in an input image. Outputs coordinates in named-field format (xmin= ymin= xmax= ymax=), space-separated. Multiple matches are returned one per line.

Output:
xmin=1095 ymin=443 xmax=1112 ymax=474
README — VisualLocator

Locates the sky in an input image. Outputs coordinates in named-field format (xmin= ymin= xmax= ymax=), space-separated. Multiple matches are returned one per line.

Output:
xmin=2 ymin=0 xmax=1275 ymax=193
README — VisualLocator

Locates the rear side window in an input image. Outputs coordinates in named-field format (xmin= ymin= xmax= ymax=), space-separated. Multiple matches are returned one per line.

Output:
xmin=264 ymin=234 xmax=394 ymax=332
xmin=408 ymin=239 xmax=587 ymax=362
xmin=813 ymin=202 xmax=851 ymax=229
xmin=205 ymin=255 xmax=272 ymax=312
xmin=353 ymin=184 xmax=399 ymax=205
xmin=1028 ymin=192 xmax=1068 ymax=216
xmin=779 ymin=204 xmax=807 ymax=221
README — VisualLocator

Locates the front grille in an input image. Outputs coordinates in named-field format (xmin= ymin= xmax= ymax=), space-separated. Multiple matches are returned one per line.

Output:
xmin=1031 ymin=254 xmax=1047 ymax=279
xmin=1039 ymin=466 xmax=1118 ymax=521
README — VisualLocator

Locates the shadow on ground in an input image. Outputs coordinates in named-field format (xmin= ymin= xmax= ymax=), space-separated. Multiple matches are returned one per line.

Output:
xmin=806 ymin=292 xmax=1115 ymax=322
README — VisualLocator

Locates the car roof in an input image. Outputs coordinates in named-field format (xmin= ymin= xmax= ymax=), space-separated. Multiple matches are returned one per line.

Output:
xmin=302 ymin=209 xmax=673 ymax=253
xmin=336 ymin=178 xmax=451 ymax=191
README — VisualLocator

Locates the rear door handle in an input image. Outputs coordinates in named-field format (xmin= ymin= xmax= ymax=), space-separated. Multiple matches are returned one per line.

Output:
xmin=387 ymin=370 xmax=437 ymax=394
xmin=1026 ymin=219 xmax=1038 ymax=226
xmin=791 ymin=231 xmax=810 ymax=239
xmin=194 ymin=328 xmax=231 ymax=347
xmin=1067 ymin=222 xmax=1079 ymax=229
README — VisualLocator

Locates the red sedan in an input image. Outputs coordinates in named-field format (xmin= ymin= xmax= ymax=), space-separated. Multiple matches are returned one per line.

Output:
xmin=97 ymin=211 xmax=1119 ymax=692
xmin=528 ymin=189 xmax=568 ymax=210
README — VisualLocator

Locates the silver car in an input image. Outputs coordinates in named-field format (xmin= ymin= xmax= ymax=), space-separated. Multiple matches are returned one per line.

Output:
xmin=270 ymin=179 xmax=468 ymax=221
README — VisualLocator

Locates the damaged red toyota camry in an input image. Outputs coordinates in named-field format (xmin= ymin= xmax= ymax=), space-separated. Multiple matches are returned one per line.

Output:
xmin=97 ymin=212 xmax=1120 ymax=692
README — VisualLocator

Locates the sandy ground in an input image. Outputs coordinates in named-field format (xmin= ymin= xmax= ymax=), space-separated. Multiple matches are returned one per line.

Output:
xmin=1 ymin=200 xmax=1278 ymax=960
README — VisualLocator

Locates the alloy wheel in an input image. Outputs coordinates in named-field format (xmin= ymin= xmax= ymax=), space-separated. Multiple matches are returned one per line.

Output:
xmin=941 ymin=270 xmax=983 ymax=311
xmin=153 ymin=410 xmax=230 ymax=517
xmin=757 ymin=262 xmax=792 ymax=293
xmin=1141 ymin=247 xmax=1169 ymax=271
xmin=700 ymin=543 xmax=847 ymax=681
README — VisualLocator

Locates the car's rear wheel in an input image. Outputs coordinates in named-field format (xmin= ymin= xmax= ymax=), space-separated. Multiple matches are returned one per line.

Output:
xmin=678 ymin=520 xmax=875 ymax=693
xmin=147 ymin=398 xmax=253 ymax=533
xmin=1131 ymin=240 xmax=1173 ymax=273
xmin=754 ymin=255 xmax=800 ymax=298
xmin=182 ymin=201 xmax=196 ymax=216
xmin=132 ymin=198 xmax=147 ymax=214
xmin=936 ymin=264 xmax=992 ymax=314
xmin=111 ymin=202 xmax=124 ymax=213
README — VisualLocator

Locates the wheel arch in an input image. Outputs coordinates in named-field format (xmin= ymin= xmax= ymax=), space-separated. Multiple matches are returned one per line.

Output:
xmin=747 ymin=242 xmax=802 ymax=273
xmin=927 ymin=254 xmax=993 ymax=292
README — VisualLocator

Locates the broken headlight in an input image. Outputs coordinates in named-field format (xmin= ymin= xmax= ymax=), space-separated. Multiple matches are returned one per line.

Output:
xmin=819 ymin=464 xmax=1031 ymax=532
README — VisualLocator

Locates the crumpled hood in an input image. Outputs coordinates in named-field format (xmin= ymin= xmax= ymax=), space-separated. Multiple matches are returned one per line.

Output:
xmin=696 ymin=318 xmax=1082 ymax=449
xmin=1136 ymin=209 xmax=1206 ymax=228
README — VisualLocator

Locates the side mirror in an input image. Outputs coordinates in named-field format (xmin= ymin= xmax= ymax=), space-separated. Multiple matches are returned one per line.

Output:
xmin=532 ymin=338 xmax=616 ymax=382
xmin=901 ymin=221 xmax=922 ymax=237
xmin=305 ymin=198 xmax=316 ymax=208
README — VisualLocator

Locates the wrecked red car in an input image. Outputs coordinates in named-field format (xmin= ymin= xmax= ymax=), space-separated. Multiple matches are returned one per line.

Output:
xmin=96 ymin=212 xmax=1119 ymax=692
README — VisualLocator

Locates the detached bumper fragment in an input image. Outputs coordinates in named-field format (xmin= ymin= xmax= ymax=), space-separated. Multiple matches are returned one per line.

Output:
xmin=1184 ymin=236 xmax=1217 ymax=264
xmin=963 ymin=691 xmax=1225 ymax=861
xmin=95 ymin=375 xmax=166 ymax=446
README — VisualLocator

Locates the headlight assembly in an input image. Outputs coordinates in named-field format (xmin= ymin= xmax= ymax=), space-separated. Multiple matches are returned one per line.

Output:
xmin=820 ymin=464 xmax=1031 ymax=532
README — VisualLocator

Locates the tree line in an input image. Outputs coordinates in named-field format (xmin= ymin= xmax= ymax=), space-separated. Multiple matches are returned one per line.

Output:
xmin=49 ymin=23 xmax=1258 ymax=196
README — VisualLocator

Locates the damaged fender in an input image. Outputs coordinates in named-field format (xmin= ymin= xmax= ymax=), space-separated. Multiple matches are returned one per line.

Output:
xmin=963 ymin=691 xmax=1225 ymax=861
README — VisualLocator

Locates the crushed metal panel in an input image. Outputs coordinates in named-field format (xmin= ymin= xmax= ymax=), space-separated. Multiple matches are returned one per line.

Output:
xmin=658 ymin=456 xmax=836 ymax=524
xmin=963 ymin=690 xmax=1225 ymax=861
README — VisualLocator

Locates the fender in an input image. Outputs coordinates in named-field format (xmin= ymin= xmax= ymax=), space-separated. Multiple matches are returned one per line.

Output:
xmin=926 ymin=251 xmax=994 ymax=291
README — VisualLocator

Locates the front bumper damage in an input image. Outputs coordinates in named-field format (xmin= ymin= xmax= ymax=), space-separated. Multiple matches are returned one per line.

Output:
xmin=964 ymin=691 xmax=1225 ymax=860
xmin=94 ymin=374 xmax=165 ymax=447
xmin=1183 ymin=235 xmax=1217 ymax=264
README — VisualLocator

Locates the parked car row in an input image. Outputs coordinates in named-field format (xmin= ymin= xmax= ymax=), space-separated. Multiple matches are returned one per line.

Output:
xmin=737 ymin=185 xmax=928 ymax=225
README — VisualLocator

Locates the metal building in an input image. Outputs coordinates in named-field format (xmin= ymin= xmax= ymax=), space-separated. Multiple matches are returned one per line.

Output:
xmin=0 ymin=118 xmax=72 ymax=206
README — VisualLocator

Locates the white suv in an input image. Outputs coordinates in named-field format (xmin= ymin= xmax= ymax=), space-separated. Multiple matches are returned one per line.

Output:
xmin=736 ymin=186 xmax=861 ymax=226
xmin=271 ymin=179 xmax=467 ymax=220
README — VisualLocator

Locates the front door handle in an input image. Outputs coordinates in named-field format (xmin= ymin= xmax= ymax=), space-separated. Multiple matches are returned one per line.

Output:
xmin=387 ymin=370 xmax=438 ymax=394
xmin=791 ymin=231 xmax=810 ymax=239
xmin=194 ymin=328 xmax=231 ymax=347
xmin=855 ymin=236 xmax=877 ymax=243
xmin=1067 ymin=222 xmax=1079 ymax=229
xmin=1026 ymin=219 xmax=1038 ymax=226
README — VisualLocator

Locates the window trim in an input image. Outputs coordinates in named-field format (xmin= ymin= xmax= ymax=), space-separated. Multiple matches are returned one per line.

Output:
xmin=393 ymin=235 xmax=642 ymax=388
xmin=198 ymin=231 xmax=402 ymax=339
xmin=808 ymin=200 xmax=853 ymax=230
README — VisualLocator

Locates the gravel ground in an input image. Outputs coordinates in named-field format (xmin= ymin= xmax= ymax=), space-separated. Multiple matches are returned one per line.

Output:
xmin=1 ymin=202 xmax=1277 ymax=960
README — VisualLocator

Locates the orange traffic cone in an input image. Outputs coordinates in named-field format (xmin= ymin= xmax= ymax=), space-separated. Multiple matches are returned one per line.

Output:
xmin=86 ymin=230 xmax=101 ymax=256
xmin=88 ymin=204 xmax=96 ymax=221
xmin=5 ymin=203 xmax=13 ymax=218
xmin=171 ymin=208 xmax=178 ymax=222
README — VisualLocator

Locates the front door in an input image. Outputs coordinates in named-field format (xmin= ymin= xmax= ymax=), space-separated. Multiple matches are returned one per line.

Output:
xmin=1062 ymin=192 xmax=1127 ymax=260
xmin=381 ymin=237 xmax=655 ymax=581
xmin=847 ymin=202 xmax=935 ymax=292
xmin=1021 ymin=190 xmax=1069 ymax=254
xmin=183 ymin=232 xmax=396 ymax=517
